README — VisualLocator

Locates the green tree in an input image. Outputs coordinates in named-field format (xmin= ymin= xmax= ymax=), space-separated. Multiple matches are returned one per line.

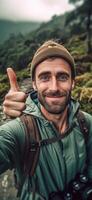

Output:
xmin=67 ymin=0 xmax=92 ymax=53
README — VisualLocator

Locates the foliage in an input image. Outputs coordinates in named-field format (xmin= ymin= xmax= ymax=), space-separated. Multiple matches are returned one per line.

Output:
xmin=16 ymin=68 xmax=30 ymax=81
xmin=0 ymin=73 xmax=8 ymax=83
xmin=75 ymin=73 xmax=92 ymax=87
xmin=72 ymin=72 xmax=92 ymax=114
xmin=0 ymin=83 xmax=9 ymax=99
xmin=67 ymin=0 xmax=92 ymax=53
xmin=85 ymin=80 xmax=92 ymax=87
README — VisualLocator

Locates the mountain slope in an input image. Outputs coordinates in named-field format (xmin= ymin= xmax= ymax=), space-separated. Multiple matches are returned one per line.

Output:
xmin=0 ymin=20 xmax=41 ymax=44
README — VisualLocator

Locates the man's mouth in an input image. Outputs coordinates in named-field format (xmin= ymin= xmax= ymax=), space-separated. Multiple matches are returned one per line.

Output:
xmin=43 ymin=91 xmax=67 ymax=102
xmin=45 ymin=93 xmax=66 ymax=98
xmin=46 ymin=95 xmax=64 ymax=98
xmin=45 ymin=95 xmax=66 ymax=102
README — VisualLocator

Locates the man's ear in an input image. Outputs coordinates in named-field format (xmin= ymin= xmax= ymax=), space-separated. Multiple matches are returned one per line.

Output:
xmin=32 ymin=81 xmax=37 ymax=91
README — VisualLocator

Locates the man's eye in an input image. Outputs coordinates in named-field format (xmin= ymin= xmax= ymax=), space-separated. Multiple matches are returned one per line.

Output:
xmin=58 ymin=74 xmax=69 ymax=81
xmin=40 ymin=75 xmax=49 ymax=81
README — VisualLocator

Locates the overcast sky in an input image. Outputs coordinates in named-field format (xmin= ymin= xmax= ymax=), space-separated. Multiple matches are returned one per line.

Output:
xmin=0 ymin=0 xmax=74 ymax=22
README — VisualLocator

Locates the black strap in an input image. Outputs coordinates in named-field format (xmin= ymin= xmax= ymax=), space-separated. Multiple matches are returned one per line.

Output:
xmin=77 ymin=110 xmax=89 ymax=143
xmin=40 ymin=122 xmax=76 ymax=146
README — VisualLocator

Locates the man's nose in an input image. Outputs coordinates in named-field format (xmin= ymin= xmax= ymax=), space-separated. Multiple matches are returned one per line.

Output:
xmin=50 ymin=77 xmax=58 ymax=91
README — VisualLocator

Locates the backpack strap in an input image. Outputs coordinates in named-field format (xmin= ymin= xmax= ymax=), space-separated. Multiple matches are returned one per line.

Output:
xmin=77 ymin=110 xmax=89 ymax=143
xmin=77 ymin=110 xmax=90 ymax=174
xmin=20 ymin=114 xmax=41 ymax=177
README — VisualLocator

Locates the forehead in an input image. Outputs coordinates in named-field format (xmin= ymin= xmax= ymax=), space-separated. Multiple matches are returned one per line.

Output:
xmin=35 ymin=57 xmax=71 ymax=75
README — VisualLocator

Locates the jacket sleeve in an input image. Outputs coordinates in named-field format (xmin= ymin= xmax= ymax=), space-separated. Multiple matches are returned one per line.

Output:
xmin=84 ymin=112 xmax=92 ymax=180
xmin=0 ymin=118 xmax=25 ymax=174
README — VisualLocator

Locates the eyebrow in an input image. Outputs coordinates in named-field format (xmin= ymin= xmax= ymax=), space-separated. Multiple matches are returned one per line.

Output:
xmin=56 ymin=72 xmax=70 ymax=77
xmin=38 ymin=71 xmax=51 ymax=79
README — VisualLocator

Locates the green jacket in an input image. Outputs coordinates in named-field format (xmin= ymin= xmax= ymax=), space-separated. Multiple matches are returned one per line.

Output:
xmin=0 ymin=91 xmax=92 ymax=200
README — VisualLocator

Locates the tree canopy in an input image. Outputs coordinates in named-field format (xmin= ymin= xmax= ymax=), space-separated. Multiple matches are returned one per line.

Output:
xmin=67 ymin=0 xmax=92 ymax=52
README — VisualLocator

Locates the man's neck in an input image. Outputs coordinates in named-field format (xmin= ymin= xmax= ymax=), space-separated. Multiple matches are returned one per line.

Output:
xmin=41 ymin=106 xmax=68 ymax=134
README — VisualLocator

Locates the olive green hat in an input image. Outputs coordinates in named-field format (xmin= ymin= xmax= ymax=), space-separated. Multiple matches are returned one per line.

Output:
xmin=31 ymin=40 xmax=75 ymax=79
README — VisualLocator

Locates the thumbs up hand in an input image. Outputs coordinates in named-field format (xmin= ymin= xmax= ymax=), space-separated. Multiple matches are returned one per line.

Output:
xmin=3 ymin=68 xmax=27 ymax=117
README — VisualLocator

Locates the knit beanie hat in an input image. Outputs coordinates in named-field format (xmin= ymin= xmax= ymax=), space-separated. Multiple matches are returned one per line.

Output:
xmin=31 ymin=40 xmax=75 ymax=79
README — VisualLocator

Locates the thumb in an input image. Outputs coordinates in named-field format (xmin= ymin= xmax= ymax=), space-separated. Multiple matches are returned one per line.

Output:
xmin=7 ymin=67 xmax=20 ymax=91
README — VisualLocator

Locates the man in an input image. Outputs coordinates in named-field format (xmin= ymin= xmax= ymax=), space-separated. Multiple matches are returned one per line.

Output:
xmin=1 ymin=40 xmax=92 ymax=200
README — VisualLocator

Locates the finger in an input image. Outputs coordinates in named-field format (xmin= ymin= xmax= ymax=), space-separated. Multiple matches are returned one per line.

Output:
xmin=5 ymin=91 xmax=27 ymax=102
xmin=7 ymin=67 xmax=20 ymax=91
xmin=3 ymin=101 xmax=26 ymax=111
xmin=3 ymin=107 xmax=22 ymax=117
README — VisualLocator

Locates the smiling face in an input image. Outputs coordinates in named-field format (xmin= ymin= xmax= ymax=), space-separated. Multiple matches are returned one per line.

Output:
xmin=32 ymin=57 xmax=75 ymax=115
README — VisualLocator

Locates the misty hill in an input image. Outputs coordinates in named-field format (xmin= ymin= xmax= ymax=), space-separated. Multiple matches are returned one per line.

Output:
xmin=0 ymin=19 xmax=41 ymax=44
xmin=0 ymin=7 xmax=91 ymax=74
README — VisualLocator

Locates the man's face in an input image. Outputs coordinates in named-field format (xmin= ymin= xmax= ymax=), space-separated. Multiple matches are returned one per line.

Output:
xmin=33 ymin=58 xmax=75 ymax=115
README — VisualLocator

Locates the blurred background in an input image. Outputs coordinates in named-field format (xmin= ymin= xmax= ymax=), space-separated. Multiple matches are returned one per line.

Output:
xmin=0 ymin=0 xmax=92 ymax=199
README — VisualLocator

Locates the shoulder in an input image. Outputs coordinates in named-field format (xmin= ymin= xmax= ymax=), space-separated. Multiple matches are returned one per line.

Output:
xmin=81 ymin=111 xmax=92 ymax=126
xmin=0 ymin=117 xmax=25 ymax=147
xmin=0 ymin=117 xmax=24 ymax=131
